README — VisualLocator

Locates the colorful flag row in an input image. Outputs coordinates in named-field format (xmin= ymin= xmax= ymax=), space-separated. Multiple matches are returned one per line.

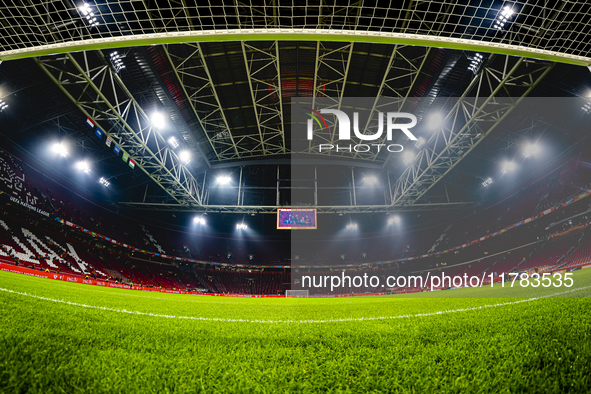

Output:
xmin=87 ymin=116 xmax=135 ymax=170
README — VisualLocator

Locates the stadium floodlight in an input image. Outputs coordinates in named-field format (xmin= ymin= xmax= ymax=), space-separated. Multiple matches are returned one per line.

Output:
xmin=426 ymin=112 xmax=444 ymax=129
xmin=363 ymin=175 xmax=379 ymax=186
xmin=79 ymin=4 xmax=92 ymax=15
xmin=76 ymin=160 xmax=91 ymax=173
xmin=236 ymin=223 xmax=248 ymax=230
xmin=193 ymin=216 xmax=206 ymax=225
xmin=482 ymin=177 xmax=493 ymax=187
xmin=582 ymin=101 xmax=591 ymax=114
xmin=346 ymin=223 xmax=358 ymax=230
xmin=99 ymin=177 xmax=110 ymax=187
xmin=168 ymin=136 xmax=179 ymax=149
xmin=522 ymin=142 xmax=541 ymax=158
xmin=109 ymin=51 xmax=125 ymax=73
xmin=0 ymin=99 xmax=7 ymax=111
xmin=468 ymin=53 xmax=484 ymax=73
xmin=494 ymin=6 xmax=514 ymax=30
xmin=500 ymin=160 xmax=517 ymax=174
xmin=415 ymin=137 xmax=426 ymax=149
xmin=79 ymin=3 xmax=99 ymax=28
xmin=179 ymin=150 xmax=191 ymax=164
xmin=217 ymin=175 xmax=231 ymax=185
xmin=388 ymin=215 xmax=401 ymax=225
xmin=402 ymin=150 xmax=415 ymax=165
xmin=51 ymin=142 xmax=68 ymax=157
xmin=150 ymin=112 xmax=166 ymax=129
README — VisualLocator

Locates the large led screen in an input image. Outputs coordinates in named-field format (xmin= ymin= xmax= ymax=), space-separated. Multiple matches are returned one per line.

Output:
xmin=277 ymin=208 xmax=317 ymax=230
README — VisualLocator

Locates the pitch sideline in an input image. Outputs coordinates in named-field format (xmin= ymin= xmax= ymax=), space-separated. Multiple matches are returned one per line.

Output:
xmin=0 ymin=285 xmax=589 ymax=324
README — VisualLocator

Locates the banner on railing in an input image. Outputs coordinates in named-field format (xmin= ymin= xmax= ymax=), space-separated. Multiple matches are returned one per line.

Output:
xmin=50 ymin=187 xmax=591 ymax=270
xmin=0 ymin=262 xmax=394 ymax=298
xmin=549 ymin=222 xmax=590 ymax=238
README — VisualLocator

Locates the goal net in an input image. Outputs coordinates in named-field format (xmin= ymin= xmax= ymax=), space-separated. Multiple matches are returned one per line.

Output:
xmin=2 ymin=2 xmax=589 ymax=66
xmin=285 ymin=290 xmax=309 ymax=298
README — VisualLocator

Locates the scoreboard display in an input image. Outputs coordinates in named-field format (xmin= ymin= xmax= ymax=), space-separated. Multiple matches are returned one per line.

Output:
xmin=277 ymin=208 xmax=317 ymax=230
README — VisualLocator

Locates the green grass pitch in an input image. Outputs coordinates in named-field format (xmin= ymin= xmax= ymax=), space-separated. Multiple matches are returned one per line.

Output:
xmin=1 ymin=269 xmax=591 ymax=393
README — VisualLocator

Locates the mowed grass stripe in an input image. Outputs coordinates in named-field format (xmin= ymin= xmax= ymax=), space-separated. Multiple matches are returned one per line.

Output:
xmin=1 ymin=270 xmax=591 ymax=392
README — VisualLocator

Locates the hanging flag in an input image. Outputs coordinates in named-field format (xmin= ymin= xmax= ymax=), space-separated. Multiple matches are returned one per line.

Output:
xmin=95 ymin=127 xmax=103 ymax=139
xmin=105 ymin=137 xmax=112 ymax=147
xmin=113 ymin=145 xmax=121 ymax=156
xmin=86 ymin=117 xmax=95 ymax=129
xmin=129 ymin=159 xmax=136 ymax=169
xmin=122 ymin=152 xmax=129 ymax=163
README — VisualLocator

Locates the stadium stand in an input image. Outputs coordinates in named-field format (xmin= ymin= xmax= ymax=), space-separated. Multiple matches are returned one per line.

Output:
xmin=1 ymin=142 xmax=591 ymax=295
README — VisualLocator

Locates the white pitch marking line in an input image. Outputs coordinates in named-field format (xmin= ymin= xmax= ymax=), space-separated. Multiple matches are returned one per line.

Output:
xmin=0 ymin=285 xmax=589 ymax=324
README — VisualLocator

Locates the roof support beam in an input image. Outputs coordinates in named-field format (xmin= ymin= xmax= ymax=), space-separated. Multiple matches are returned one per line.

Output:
xmin=118 ymin=201 xmax=472 ymax=214
xmin=353 ymin=45 xmax=432 ymax=160
xmin=306 ymin=42 xmax=356 ymax=154
xmin=326 ymin=43 xmax=354 ymax=154
xmin=241 ymin=41 xmax=286 ymax=157
xmin=391 ymin=56 xmax=554 ymax=206
xmin=163 ymin=43 xmax=240 ymax=161
xmin=35 ymin=51 xmax=202 ymax=206
xmin=307 ymin=41 xmax=322 ymax=154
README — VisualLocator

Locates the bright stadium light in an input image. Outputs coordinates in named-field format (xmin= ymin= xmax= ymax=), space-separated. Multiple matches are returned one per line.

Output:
xmin=415 ymin=137 xmax=426 ymax=149
xmin=468 ymin=53 xmax=484 ymax=73
xmin=179 ymin=150 xmax=191 ymax=164
xmin=79 ymin=3 xmax=99 ymax=28
xmin=193 ymin=216 xmax=206 ymax=225
xmin=363 ymin=175 xmax=379 ymax=186
xmin=76 ymin=160 xmax=91 ymax=173
xmin=388 ymin=215 xmax=401 ymax=225
xmin=482 ymin=177 xmax=493 ymax=187
xmin=501 ymin=160 xmax=517 ymax=174
xmin=109 ymin=51 xmax=125 ymax=73
xmin=79 ymin=3 xmax=92 ymax=15
xmin=582 ymin=101 xmax=591 ymax=114
xmin=217 ymin=175 xmax=231 ymax=185
xmin=52 ymin=142 xmax=68 ymax=157
xmin=0 ymin=98 xmax=7 ymax=112
xmin=346 ymin=223 xmax=358 ymax=230
xmin=388 ymin=215 xmax=401 ymax=226
xmin=168 ymin=136 xmax=179 ymax=149
xmin=402 ymin=150 xmax=415 ymax=165
xmin=236 ymin=222 xmax=248 ymax=230
xmin=523 ymin=142 xmax=541 ymax=158
xmin=427 ymin=112 xmax=444 ymax=129
xmin=99 ymin=177 xmax=110 ymax=187
xmin=150 ymin=112 xmax=166 ymax=129
xmin=494 ymin=6 xmax=514 ymax=30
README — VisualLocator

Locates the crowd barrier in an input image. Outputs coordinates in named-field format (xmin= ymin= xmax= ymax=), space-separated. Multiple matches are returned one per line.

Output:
xmin=0 ymin=262 xmax=393 ymax=297
xmin=0 ymin=263 xmax=284 ymax=298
